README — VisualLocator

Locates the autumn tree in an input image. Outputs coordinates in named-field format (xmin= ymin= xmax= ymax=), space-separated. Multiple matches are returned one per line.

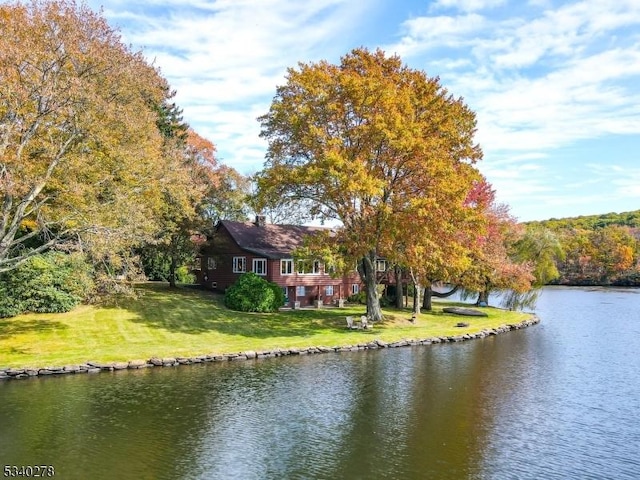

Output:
xmin=459 ymin=198 xmax=535 ymax=308
xmin=256 ymin=48 xmax=483 ymax=321
xmin=0 ymin=0 xmax=171 ymax=273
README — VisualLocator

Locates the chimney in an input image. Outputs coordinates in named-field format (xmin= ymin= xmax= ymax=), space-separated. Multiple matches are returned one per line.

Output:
xmin=255 ymin=215 xmax=266 ymax=227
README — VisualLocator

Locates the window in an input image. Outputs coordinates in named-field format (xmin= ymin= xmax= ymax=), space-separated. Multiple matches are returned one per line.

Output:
xmin=233 ymin=256 xmax=246 ymax=273
xmin=325 ymin=285 xmax=334 ymax=296
xmin=281 ymin=259 xmax=293 ymax=275
xmin=352 ymin=284 xmax=359 ymax=295
xmin=376 ymin=260 xmax=387 ymax=272
xmin=207 ymin=257 xmax=217 ymax=270
xmin=296 ymin=286 xmax=306 ymax=297
xmin=253 ymin=258 xmax=267 ymax=276
xmin=297 ymin=259 xmax=320 ymax=274
xmin=282 ymin=287 xmax=289 ymax=300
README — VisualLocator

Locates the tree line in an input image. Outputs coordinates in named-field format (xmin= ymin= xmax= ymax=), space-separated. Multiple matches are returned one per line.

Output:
xmin=526 ymin=211 xmax=640 ymax=286
xmin=2 ymin=1 xmax=633 ymax=320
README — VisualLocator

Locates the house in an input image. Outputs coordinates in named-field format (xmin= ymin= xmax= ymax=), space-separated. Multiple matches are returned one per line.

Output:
xmin=196 ymin=216 xmax=363 ymax=307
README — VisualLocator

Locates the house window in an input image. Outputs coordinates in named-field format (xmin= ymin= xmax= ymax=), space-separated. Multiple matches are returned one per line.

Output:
xmin=207 ymin=257 xmax=217 ymax=270
xmin=296 ymin=286 xmax=306 ymax=297
xmin=376 ymin=260 xmax=387 ymax=272
xmin=233 ymin=256 xmax=246 ymax=273
xmin=297 ymin=260 xmax=320 ymax=274
xmin=281 ymin=259 xmax=293 ymax=275
xmin=325 ymin=285 xmax=334 ymax=296
xmin=253 ymin=258 xmax=267 ymax=276
xmin=352 ymin=284 xmax=359 ymax=295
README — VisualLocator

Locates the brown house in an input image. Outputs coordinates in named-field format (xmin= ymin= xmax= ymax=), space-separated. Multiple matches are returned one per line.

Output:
xmin=196 ymin=216 xmax=363 ymax=307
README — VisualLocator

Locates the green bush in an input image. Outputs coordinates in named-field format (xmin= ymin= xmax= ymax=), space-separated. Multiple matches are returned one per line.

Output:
xmin=0 ymin=252 xmax=95 ymax=318
xmin=224 ymin=272 xmax=285 ymax=313
xmin=175 ymin=265 xmax=196 ymax=284
xmin=347 ymin=291 xmax=366 ymax=304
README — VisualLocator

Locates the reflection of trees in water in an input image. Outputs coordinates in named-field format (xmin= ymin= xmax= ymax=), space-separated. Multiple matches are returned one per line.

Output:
xmin=0 ymin=337 xmax=535 ymax=480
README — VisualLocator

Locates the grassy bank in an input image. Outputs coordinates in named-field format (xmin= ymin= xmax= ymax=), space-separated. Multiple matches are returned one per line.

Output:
xmin=0 ymin=283 xmax=532 ymax=369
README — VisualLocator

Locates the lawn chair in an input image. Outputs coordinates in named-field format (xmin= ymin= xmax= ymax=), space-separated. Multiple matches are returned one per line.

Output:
xmin=346 ymin=316 xmax=358 ymax=329
xmin=360 ymin=315 xmax=372 ymax=329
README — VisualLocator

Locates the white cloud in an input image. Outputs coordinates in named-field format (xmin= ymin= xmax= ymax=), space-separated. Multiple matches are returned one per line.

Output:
xmin=77 ymin=0 xmax=640 ymax=220
xmin=393 ymin=14 xmax=487 ymax=57
xmin=90 ymin=0 xmax=370 ymax=173
xmin=431 ymin=0 xmax=507 ymax=12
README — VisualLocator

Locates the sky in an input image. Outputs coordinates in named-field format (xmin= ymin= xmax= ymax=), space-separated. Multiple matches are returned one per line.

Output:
xmin=85 ymin=0 xmax=640 ymax=222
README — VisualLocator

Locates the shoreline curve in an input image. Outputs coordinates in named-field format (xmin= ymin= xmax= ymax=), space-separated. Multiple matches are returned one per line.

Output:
xmin=0 ymin=315 xmax=540 ymax=381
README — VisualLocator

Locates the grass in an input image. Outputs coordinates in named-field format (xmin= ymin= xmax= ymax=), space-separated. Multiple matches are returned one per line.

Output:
xmin=0 ymin=283 xmax=532 ymax=369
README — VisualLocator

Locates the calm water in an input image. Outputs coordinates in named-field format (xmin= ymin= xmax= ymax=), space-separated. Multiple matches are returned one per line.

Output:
xmin=1 ymin=287 xmax=639 ymax=479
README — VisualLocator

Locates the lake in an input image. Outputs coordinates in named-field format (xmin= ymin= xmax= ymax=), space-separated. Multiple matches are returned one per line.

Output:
xmin=1 ymin=286 xmax=639 ymax=479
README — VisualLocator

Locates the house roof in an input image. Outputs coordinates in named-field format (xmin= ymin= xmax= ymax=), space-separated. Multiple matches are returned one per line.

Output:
xmin=219 ymin=219 xmax=333 ymax=259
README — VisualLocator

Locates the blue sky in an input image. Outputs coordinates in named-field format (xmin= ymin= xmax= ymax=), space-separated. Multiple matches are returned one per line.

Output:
xmin=87 ymin=0 xmax=640 ymax=222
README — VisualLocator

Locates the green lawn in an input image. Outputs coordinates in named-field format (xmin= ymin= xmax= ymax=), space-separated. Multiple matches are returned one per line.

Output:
xmin=0 ymin=283 xmax=532 ymax=369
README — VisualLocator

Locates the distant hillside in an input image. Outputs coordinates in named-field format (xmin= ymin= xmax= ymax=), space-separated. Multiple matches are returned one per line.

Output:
xmin=525 ymin=209 xmax=640 ymax=230
xmin=523 ymin=209 xmax=640 ymax=287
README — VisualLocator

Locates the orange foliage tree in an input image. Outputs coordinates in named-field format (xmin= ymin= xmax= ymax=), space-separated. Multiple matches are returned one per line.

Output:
xmin=255 ymin=48 xmax=484 ymax=321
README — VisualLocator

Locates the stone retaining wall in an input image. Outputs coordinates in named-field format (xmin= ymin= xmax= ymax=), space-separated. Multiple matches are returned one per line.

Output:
xmin=0 ymin=316 xmax=539 ymax=381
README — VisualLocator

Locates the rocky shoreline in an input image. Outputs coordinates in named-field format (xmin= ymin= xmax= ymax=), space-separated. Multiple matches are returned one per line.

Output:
xmin=0 ymin=315 xmax=539 ymax=381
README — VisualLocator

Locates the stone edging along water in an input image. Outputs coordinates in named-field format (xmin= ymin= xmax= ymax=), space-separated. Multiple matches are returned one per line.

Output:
xmin=0 ymin=316 xmax=539 ymax=381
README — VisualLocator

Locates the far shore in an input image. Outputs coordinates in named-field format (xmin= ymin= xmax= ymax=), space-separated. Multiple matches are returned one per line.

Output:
xmin=0 ymin=283 xmax=535 ymax=377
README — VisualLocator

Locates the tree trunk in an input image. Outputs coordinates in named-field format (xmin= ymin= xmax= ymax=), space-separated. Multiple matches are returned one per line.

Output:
xmin=408 ymin=268 xmax=421 ymax=316
xmin=169 ymin=255 xmax=178 ymax=288
xmin=395 ymin=265 xmax=403 ymax=309
xmin=476 ymin=288 xmax=489 ymax=306
xmin=422 ymin=283 xmax=432 ymax=311
xmin=412 ymin=283 xmax=421 ymax=315
xmin=360 ymin=253 xmax=383 ymax=322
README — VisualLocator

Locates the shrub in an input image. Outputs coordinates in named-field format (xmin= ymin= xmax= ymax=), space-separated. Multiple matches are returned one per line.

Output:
xmin=224 ymin=272 xmax=285 ymax=313
xmin=347 ymin=291 xmax=366 ymax=304
xmin=0 ymin=252 xmax=95 ymax=317
xmin=175 ymin=265 xmax=196 ymax=284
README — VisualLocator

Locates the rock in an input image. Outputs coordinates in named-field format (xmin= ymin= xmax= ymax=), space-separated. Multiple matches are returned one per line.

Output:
xmin=64 ymin=365 xmax=80 ymax=373
xmin=128 ymin=359 xmax=146 ymax=368
xmin=455 ymin=322 xmax=470 ymax=328
xmin=113 ymin=362 xmax=129 ymax=370
xmin=443 ymin=307 xmax=488 ymax=317
xmin=149 ymin=357 xmax=163 ymax=366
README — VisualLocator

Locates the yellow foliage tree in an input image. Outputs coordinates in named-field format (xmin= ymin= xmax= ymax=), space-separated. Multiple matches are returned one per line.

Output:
xmin=0 ymin=0 xmax=171 ymax=272
xmin=256 ymin=48 xmax=484 ymax=321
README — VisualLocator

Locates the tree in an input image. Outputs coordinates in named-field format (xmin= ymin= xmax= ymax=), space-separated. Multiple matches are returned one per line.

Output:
xmin=0 ymin=0 xmax=170 ymax=272
xmin=514 ymin=225 xmax=564 ymax=286
xmin=256 ymin=48 xmax=483 ymax=321
xmin=459 ymin=199 xmax=535 ymax=308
